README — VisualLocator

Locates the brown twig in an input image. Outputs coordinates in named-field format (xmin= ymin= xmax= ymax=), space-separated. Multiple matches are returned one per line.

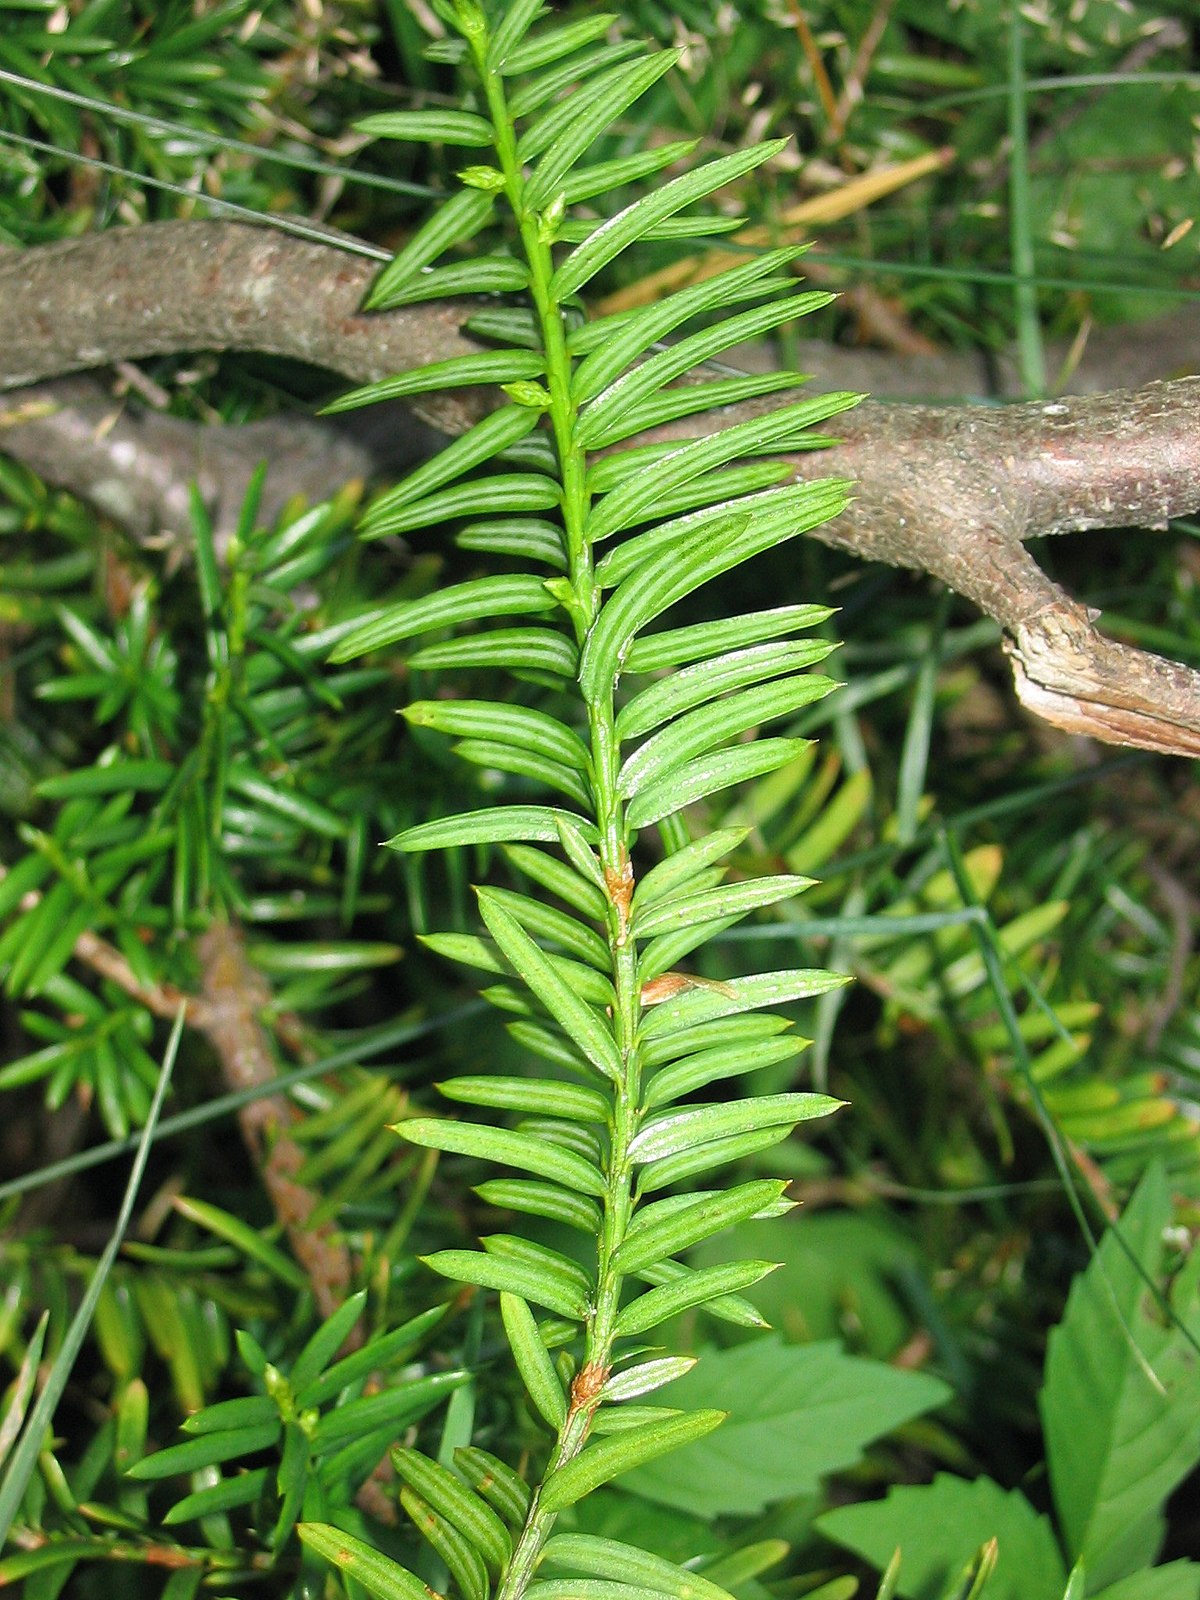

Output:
xmin=0 ymin=861 xmax=359 ymax=1322
xmin=4 ymin=220 xmax=1200 ymax=754
xmin=73 ymin=930 xmax=205 ymax=1024
xmin=827 ymin=0 xmax=894 ymax=147
xmin=786 ymin=1 xmax=839 ymax=130
xmin=195 ymin=919 xmax=358 ymax=1328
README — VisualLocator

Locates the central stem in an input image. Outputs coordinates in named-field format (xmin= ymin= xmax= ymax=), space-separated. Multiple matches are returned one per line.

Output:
xmin=481 ymin=50 xmax=646 ymax=1600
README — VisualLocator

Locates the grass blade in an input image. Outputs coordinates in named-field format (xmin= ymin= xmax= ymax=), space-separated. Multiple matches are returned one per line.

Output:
xmin=0 ymin=1008 xmax=185 ymax=1545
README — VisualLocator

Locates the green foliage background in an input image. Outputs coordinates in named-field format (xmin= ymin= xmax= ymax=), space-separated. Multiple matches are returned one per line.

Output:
xmin=1 ymin=1 xmax=1199 ymax=1597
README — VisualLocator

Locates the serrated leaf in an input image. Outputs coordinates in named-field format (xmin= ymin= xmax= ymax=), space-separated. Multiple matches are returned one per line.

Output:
xmin=399 ymin=1117 xmax=606 ymax=1196
xmin=439 ymin=1075 xmax=608 ymax=1123
xmin=390 ymin=805 xmax=597 ymax=853
xmin=404 ymin=700 xmax=591 ymax=776
xmin=364 ymin=188 xmax=494 ymax=310
xmin=587 ymin=396 xmax=859 ymax=545
xmin=330 ymin=575 xmax=559 ymax=661
xmin=626 ymin=737 xmax=810 ymax=830
xmin=362 ymin=472 xmax=561 ymax=540
xmin=475 ymin=1178 xmax=602 ymax=1234
xmin=299 ymin=1525 xmax=431 ymax=1600
xmin=644 ymin=1035 xmax=806 ymax=1109
xmin=421 ymin=1248 xmax=587 ymax=1319
xmin=625 ymin=602 xmax=835 ymax=675
xmin=368 ymin=405 xmax=539 ymax=521
xmin=391 ymin=1447 xmax=512 ymax=1576
xmin=635 ymin=875 xmax=814 ymax=940
xmin=1041 ymin=1163 xmax=1200 ymax=1589
xmin=553 ymin=142 xmax=786 ymax=301
xmin=526 ymin=52 xmax=681 ymax=209
xmin=501 ymin=1293 xmax=567 ymax=1429
xmin=615 ymin=1260 xmax=778 ymax=1337
xmin=478 ymin=889 xmax=624 ymax=1081
xmin=540 ymin=1411 xmax=726 ymax=1511
xmin=819 ymin=1475 xmax=1065 ymax=1600
xmin=614 ymin=1181 xmax=788 ymax=1274
xmin=626 ymin=1338 xmax=952 ymax=1518
xmin=355 ymin=110 xmax=493 ymax=146
xmin=541 ymin=1534 xmax=735 ymax=1600
xmin=410 ymin=628 xmax=577 ymax=677
xmin=369 ymin=255 xmax=529 ymax=310
xmin=639 ymin=966 xmax=849 ymax=1041
xmin=570 ymin=246 xmax=803 ymax=397
xmin=323 ymin=351 xmax=545 ymax=414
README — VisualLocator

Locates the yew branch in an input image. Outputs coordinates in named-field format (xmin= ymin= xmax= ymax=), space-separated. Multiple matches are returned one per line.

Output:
xmin=4 ymin=219 xmax=1200 ymax=754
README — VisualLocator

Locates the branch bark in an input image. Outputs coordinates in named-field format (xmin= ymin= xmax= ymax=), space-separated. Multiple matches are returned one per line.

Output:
xmin=195 ymin=918 xmax=357 ymax=1328
xmin=5 ymin=220 xmax=1200 ymax=754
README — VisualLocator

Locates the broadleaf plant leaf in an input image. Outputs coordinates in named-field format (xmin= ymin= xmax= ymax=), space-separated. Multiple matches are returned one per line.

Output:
xmin=818 ymin=1475 xmax=1066 ymax=1600
xmin=627 ymin=1337 xmax=951 ymax=1518
xmin=1040 ymin=1162 xmax=1200 ymax=1590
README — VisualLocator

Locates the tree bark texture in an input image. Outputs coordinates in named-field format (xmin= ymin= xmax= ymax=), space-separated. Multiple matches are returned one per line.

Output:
xmin=3 ymin=220 xmax=1199 ymax=755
